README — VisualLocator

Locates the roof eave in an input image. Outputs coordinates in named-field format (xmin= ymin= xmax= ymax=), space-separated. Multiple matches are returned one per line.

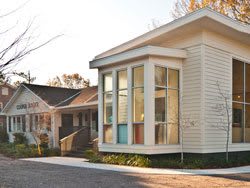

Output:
xmin=90 ymin=45 xmax=187 ymax=69
xmin=91 ymin=8 xmax=249 ymax=62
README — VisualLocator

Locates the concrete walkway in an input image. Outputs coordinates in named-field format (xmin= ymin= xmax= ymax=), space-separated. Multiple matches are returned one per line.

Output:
xmin=21 ymin=157 xmax=250 ymax=175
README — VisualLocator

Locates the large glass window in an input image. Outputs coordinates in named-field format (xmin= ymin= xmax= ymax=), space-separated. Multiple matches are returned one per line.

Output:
xmin=103 ymin=73 xmax=113 ymax=143
xmin=117 ymin=70 xmax=128 ymax=144
xmin=155 ymin=66 xmax=179 ymax=144
xmin=132 ymin=66 xmax=144 ymax=144
xmin=11 ymin=116 xmax=26 ymax=132
xmin=232 ymin=59 xmax=250 ymax=143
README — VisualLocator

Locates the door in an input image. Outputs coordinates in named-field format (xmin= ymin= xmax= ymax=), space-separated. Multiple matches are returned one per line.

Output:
xmin=59 ymin=114 xmax=73 ymax=139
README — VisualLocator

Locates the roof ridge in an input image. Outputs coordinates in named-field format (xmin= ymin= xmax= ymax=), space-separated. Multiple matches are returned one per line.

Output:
xmin=23 ymin=83 xmax=82 ymax=91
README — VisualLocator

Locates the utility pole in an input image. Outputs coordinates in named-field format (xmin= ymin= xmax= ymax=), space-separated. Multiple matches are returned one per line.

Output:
xmin=28 ymin=70 xmax=31 ymax=84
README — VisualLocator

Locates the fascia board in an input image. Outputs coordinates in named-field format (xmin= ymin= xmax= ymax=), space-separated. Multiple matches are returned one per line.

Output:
xmin=90 ymin=46 xmax=187 ymax=68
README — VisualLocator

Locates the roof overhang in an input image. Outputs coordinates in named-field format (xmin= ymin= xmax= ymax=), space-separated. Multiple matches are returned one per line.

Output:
xmin=55 ymin=101 xmax=98 ymax=111
xmin=90 ymin=8 xmax=250 ymax=65
xmin=90 ymin=45 xmax=187 ymax=68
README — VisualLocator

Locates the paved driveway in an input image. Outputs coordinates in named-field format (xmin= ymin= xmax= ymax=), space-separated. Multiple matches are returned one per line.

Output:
xmin=0 ymin=155 xmax=250 ymax=188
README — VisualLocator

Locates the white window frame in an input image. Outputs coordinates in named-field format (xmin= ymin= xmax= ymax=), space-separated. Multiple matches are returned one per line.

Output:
xmin=2 ymin=87 xmax=8 ymax=96
xmin=232 ymin=58 xmax=250 ymax=143
xmin=154 ymin=65 xmax=180 ymax=145
xmin=117 ymin=69 xmax=128 ymax=144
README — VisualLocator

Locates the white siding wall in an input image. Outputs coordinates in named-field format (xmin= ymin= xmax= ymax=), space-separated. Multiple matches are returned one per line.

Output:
xmin=203 ymin=30 xmax=250 ymax=153
xmin=5 ymin=87 xmax=52 ymax=146
xmin=203 ymin=45 xmax=232 ymax=152
xmin=182 ymin=45 xmax=203 ymax=153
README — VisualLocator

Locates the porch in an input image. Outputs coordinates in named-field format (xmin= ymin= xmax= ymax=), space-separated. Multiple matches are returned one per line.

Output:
xmin=54 ymin=104 xmax=98 ymax=156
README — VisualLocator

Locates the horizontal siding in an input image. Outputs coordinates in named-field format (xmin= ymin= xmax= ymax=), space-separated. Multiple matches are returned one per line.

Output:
xmin=182 ymin=45 xmax=202 ymax=148
xmin=203 ymin=45 xmax=232 ymax=150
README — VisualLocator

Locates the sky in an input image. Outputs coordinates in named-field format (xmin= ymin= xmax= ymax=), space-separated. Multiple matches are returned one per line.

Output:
xmin=2 ymin=0 xmax=175 ymax=86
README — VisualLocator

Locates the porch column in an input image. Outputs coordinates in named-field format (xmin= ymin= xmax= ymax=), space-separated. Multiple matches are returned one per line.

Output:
xmin=89 ymin=109 xmax=93 ymax=139
xmin=127 ymin=66 xmax=132 ymax=145
xmin=112 ymin=70 xmax=117 ymax=144
xmin=144 ymin=61 xmax=155 ymax=146
xmin=98 ymin=71 xmax=103 ymax=144
xmin=11 ymin=117 xmax=14 ymax=132
xmin=6 ymin=116 xmax=9 ymax=133
xmin=51 ymin=112 xmax=60 ymax=148
xmin=25 ymin=115 xmax=30 ymax=132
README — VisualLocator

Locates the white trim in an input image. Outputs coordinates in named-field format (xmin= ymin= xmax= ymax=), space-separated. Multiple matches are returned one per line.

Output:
xmin=22 ymin=84 xmax=53 ymax=110
xmin=2 ymin=86 xmax=23 ymax=113
xmin=90 ymin=46 xmax=187 ymax=68
xmin=55 ymin=101 xmax=98 ymax=110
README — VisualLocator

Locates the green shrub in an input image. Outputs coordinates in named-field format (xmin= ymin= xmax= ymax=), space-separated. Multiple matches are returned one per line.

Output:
xmin=13 ymin=133 xmax=28 ymax=145
xmin=0 ymin=142 xmax=60 ymax=158
xmin=42 ymin=148 xmax=60 ymax=157
xmin=102 ymin=154 xmax=150 ymax=167
xmin=0 ymin=129 xmax=9 ymax=143
xmin=84 ymin=149 xmax=96 ymax=159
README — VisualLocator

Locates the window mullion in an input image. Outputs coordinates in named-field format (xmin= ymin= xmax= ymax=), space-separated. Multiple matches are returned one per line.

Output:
xmin=166 ymin=68 xmax=169 ymax=144
xmin=244 ymin=62 xmax=246 ymax=142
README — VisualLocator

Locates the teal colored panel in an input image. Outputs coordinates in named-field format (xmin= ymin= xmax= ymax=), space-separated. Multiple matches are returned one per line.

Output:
xmin=118 ymin=124 xmax=127 ymax=144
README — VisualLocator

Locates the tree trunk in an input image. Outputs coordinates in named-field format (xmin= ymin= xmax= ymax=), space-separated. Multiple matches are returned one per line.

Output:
xmin=226 ymin=127 xmax=229 ymax=163
xmin=181 ymin=130 xmax=184 ymax=163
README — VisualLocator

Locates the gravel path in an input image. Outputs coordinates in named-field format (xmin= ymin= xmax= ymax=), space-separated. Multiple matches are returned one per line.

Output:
xmin=0 ymin=155 xmax=250 ymax=188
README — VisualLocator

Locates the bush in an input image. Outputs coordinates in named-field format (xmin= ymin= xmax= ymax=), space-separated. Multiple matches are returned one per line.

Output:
xmin=102 ymin=154 xmax=150 ymax=167
xmin=0 ymin=143 xmax=60 ymax=158
xmin=0 ymin=129 xmax=9 ymax=143
xmin=13 ymin=133 xmax=28 ymax=145
xmin=42 ymin=148 xmax=60 ymax=157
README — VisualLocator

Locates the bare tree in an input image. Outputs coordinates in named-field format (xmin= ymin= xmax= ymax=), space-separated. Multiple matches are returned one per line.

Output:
xmin=18 ymin=92 xmax=52 ymax=156
xmin=178 ymin=96 xmax=197 ymax=163
xmin=212 ymin=81 xmax=232 ymax=162
xmin=147 ymin=18 xmax=162 ymax=30
xmin=47 ymin=73 xmax=90 ymax=89
xmin=0 ymin=4 xmax=62 ymax=82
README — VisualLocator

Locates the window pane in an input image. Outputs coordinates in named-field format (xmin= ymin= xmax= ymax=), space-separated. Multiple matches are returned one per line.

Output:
xmin=133 ymin=66 xmax=144 ymax=87
xmin=118 ymin=70 xmax=127 ymax=89
xmin=103 ymin=124 xmax=112 ymax=143
xmin=133 ymin=88 xmax=144 ymax=122
xmin=155 ymin=123 xmax=167 ymax=144
xmin=232 ymin=103 xmax=244 ymax=143
xmin=245 ymin=104 xmax=250 ymax=142
xmin=118 ymin=124 xmax=127 ymax=144
xmin=103 ymin=73 xmax=112 ymax=92
xmin=22 ymin=116 xmax=26 ymax=132
xmin=155 ymin=87 xmax=166 ymax=122
xmin=167 ymin=123 xmax=179 ymax=144
xmin=155 ymin=66 xmax=166 ymax=87
xmin=233 ymin=60 xmax=244 ymax=102
xmin=8 ymin=117 xmax=11 ymax=132
xmin=246 ymin=64 xmax=250 ymax=103
xmin=104 ymin=92 xmax=113 ymax=124
xmin=168 ymin=89 xmax=179 ymax=124
xmin=133 ymin=124 xmax=144 ymax=144
xmin=168 ymin=69 xmax=179 ymax=88
xmin=118 ymin=90 xmax=127 ymax=123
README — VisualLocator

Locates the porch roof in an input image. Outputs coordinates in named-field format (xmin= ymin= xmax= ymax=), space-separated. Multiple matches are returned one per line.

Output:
xmin=54 ymin=86 xmax=98 ymax=111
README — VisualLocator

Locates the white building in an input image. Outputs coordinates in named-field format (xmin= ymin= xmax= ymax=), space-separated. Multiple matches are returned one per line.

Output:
xmin=90 ymin=8 xmax=250 ymax=154
xmin=2 ymin=84 xmax=98 ymax=149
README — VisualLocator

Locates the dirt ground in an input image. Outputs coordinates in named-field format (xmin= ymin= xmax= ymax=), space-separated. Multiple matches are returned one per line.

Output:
xmin=0 ymin=154 xmax=250 ymax=188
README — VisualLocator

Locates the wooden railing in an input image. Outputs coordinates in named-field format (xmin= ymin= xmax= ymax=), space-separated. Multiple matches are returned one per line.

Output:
xmin=60 ymin=126 xmax=90 ymax=156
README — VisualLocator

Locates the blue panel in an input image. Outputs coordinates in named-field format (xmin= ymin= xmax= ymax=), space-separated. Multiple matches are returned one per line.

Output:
xmin=118 ymin=124 xmax=127 ymax=144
